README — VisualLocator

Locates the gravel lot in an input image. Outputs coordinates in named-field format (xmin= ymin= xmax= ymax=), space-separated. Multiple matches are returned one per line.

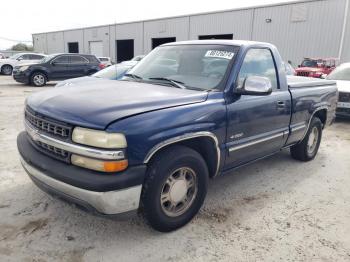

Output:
xmin=0 ymin=75 xmax=350 ymax=262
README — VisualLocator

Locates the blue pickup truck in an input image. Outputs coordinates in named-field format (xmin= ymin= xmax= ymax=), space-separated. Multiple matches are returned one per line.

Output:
xmin=17 ymin=40 xmax=337 ymax=232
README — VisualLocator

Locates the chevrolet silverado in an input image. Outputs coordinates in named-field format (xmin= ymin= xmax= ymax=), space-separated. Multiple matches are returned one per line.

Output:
xmin=17 ymin=40 xmax=337 ymax=232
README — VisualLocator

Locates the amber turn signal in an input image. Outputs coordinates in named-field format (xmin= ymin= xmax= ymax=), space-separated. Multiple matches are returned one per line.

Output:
xmin=71 ymin=154 xmax=128 ymax=173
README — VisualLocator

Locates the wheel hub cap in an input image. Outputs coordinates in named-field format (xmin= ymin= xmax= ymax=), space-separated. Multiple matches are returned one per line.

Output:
xmin=160 ymin=167 xmax=198 ymax=217
xmin=169 ymin=180 xmax=187 ymax=203
xmin=307 ymin=126 xmax=319 ymax=154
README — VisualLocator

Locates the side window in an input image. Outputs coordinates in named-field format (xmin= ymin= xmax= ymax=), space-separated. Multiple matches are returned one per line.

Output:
xmin=70 ymin=56 xmax=88 ymax=64
xmin=21 ymin=54 xmax=31 ymax=60
xmin=30 ymin=54 xmax=44 ymax=60
xmin=53 ymin=56 xmax=69 ymax=64
xmin=237 ymin=48 xmax=278 ymax=89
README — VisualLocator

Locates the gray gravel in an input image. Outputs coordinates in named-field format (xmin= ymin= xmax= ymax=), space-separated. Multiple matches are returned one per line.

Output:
xmin=0 ymin=75 xmax=350 ymax=262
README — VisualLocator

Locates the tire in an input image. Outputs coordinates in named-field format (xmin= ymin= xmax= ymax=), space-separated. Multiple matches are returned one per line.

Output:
xmin=31 ymin=72 xmax=47 ymax=87
xmin=1 ymin=65 xmax=13 ymax=75
xmin=290 ymin=117 xmax=322 ymax=161
xmin=141 ymin=145 xmax=209 ymax=232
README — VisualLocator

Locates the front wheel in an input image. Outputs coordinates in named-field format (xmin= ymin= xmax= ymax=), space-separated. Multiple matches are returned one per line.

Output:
xmin=141 ymin=145 xmax=209 ymax=232
xmin=1 ymin=65 xmax=13 ymax=75
xmin=31 ymin=72 xmax=47 ymax=87
xmin=290 ymin=117 xmax=322 ymax=161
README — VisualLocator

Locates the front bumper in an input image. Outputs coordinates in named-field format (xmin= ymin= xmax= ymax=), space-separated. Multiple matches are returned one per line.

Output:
xmin=17 ymin=131 xmax=146 ymax=215
xmin=13 ymin=70 xmax=30 ymax=83
xmin=336 ymin=107 xmax=350 ymax=118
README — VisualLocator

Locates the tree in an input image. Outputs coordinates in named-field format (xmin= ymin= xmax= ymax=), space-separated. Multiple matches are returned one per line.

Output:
xmin=9 ymin=43 xmax=34 ymax=51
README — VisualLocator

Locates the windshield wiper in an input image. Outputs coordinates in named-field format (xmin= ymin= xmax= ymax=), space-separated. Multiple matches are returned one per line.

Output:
xmin=148 ymin=77 xmax=187 ymax=89
xmin=124 ymin=73 xmax=143 ymax=80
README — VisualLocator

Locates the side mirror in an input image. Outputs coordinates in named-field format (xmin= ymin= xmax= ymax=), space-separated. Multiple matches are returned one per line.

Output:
xmin=17 ymin=57 xmax=23 ymax=61
xmin=234 ymin=76 xmax=272 ymax=96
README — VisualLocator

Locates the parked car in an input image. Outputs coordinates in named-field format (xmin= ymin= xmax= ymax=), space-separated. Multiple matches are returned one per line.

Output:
xmin=98 ymin=57 xmax=112 ymax=67
xmin=55 ymin=63 xmax=133 ymax=87
xmin=326 ymin=63 xmax=350 ymax=118
xmin=283 ymin=61 xmax=296 ymax=75
xmin=121 ymin=55 xmax=145 ymax=66
xmin=12 ymin=53 xmax=102 ymax=86
xmin=295 ymin=57 xmax=339 ymax=78
xmin=17 ymin=40 xmax=337 ymax=232
xmin=0 ymin=53 xmax=46 ymax=75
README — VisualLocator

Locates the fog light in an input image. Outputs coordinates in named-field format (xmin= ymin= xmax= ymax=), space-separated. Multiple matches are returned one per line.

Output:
xmin=71 ymin=155 xmax=128 ymax=172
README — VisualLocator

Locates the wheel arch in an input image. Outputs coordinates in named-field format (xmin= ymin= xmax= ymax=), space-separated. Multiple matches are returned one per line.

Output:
xmin=300 ymin=106 xmax=328 ymax=142
xmin=30 ymin=70 xmax=49 ymax=81
xmin=143 ymin=132 xmax=220 ymax=178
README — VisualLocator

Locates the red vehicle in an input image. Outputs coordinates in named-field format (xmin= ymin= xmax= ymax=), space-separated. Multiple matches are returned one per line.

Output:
xmin=295 ymin=58 xmax=339 ymax=78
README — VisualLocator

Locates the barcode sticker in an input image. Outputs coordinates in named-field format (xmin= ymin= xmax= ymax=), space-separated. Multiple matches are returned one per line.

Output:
xmin=205 ymin=50 xmax=234 ymax=60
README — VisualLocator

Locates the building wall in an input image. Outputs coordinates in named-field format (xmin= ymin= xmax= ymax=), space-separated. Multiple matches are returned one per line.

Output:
xmin=46 ymin=32 xmax=64 ymax=54
xmin=189 ymin=9 xmax=254 ymax=40
xmin=33 ymin=34 xmax=48 ymax=54
xmin=252 ymin=0 xmax=347 ymax=65
xmin=116 ymin=22 xmax=144 ymax=58
xmin=33 ymin=0 xmax=350 ymax=63
xmin=62 ymin=29 xmax=84 ymax=53
xmin=143 ymin=17 xmax=189 ymax=53
xmin=83 ymin=26 xmax=110 ymax=56
xmin=340 ymin=0 xmax=350 ymax=62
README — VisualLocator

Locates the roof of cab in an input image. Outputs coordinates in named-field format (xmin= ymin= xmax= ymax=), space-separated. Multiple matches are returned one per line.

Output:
xmin=161 ymin=40 xmax=274 ymax=48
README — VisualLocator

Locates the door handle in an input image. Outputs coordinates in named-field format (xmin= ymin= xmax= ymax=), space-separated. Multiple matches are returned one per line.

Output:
xmin=276 ymin=101 xmax=285 ymax=109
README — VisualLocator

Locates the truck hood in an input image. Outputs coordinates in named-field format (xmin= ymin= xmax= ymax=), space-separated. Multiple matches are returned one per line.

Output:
xmin=335 ymin=80 xmax=350 ymax=93
xmin=55 ymin=76 xmax=96 ymax=87
xmin=26 ymin=79 xmax=208 ymax=129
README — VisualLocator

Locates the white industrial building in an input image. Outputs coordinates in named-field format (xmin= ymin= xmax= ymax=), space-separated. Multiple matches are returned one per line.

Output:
xmin=32 ymin=0 xmax=350 ymax=64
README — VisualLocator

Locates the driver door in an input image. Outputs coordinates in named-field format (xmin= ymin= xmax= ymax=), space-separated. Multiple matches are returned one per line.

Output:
xmin=50 ymin=55 xmax=70 ymax=79
xmin=224 ymin=48 xmax=290 ymax=169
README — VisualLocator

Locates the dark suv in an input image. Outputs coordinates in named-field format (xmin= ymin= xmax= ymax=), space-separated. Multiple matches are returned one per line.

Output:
xmin=13 ymin=53 xmax=102 ymax=86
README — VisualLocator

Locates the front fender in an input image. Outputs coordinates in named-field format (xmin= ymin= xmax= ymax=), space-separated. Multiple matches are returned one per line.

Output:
xmin=106 ymin=92 xmax=227 ymax=167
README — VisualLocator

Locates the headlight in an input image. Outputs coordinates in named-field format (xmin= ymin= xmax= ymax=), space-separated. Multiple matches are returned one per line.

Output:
xmin=71 ymin=154 xmax=128 ymax=172
xmin=19 ymin=65 xmax=29 ymax=71
xmin=72 ymin=127 xmax=127 ymax=148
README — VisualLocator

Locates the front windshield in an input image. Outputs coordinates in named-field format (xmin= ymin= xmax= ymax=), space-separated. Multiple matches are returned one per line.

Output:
xmin=301 ymin=60 xmax=318 ymax=67
xmin=9 ymin=53 xmax=23 ymax=60
xmin=93 ymin=64 xmax=130 ymax=80
xmin=327 ymin=65 xmax=350 ymax=81
xmin=125 ymin=44 xmax=238 ymax=90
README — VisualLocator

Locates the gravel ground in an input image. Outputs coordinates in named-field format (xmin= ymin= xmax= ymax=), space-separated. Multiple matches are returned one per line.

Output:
xmin=0 ymin=75 xmax=350 ymax=262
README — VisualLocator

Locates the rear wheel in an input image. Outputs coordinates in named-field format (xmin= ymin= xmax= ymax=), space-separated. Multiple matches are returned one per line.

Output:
xmin=290 ymin=117 xmax=322 ymax=161
xmin=1 ymin=65 xmax=13 ymax=75
xmin=141 ymin=145 xmax=209 ymax=232
xmin=31 ymin=72 xmax=47 ymax=87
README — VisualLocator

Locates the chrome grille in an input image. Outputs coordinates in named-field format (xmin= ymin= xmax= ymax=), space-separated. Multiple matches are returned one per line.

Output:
xmin=25 ymin=108 xmax=71 ymax=139
xmin=36 ymin=141 xmax=68 ymax=158
xmin=338 ymin=92 xmax=350 ymax=102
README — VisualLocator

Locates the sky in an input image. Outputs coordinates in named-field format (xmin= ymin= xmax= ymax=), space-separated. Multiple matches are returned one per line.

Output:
xmin=0 ymin=0 xmax=302 ymax=49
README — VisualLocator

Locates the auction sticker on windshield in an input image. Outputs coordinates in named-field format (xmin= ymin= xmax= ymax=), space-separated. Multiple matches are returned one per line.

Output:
xmin=205 ymin=50 xmax=234 ymax=60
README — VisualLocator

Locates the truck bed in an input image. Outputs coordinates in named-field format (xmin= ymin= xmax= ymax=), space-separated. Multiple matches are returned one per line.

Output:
xmin=287 ymin=75 xmax=336 ymax=88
